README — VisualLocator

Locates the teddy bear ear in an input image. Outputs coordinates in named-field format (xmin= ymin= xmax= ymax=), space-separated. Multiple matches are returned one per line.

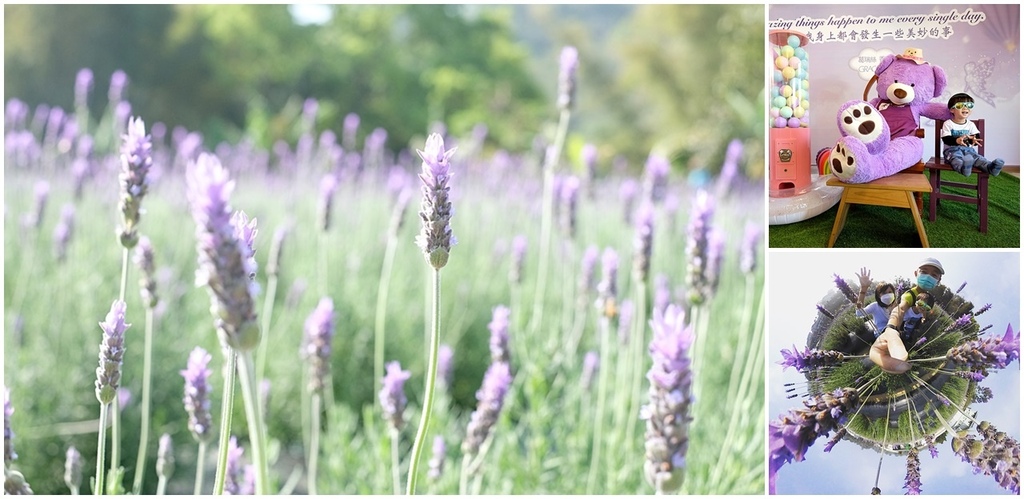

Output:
xmin=874 ymin=54 xmax=897 ymax=76
xmin=932 ymin=65 xmax=948 ymax=97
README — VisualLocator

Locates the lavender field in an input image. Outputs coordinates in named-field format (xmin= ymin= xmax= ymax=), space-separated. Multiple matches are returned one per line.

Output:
xmin=3 ymin=8 xmax=765 ymax=495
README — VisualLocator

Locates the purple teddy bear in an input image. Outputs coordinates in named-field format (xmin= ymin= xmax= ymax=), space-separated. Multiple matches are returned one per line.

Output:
xmin=829 ymin=49 xmax=953 ymax=184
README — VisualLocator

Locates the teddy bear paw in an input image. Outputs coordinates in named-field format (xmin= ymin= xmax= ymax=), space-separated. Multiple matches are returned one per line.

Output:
xmin=830 ymin=142 xmax=858 ymax=181
xmin=839 ymin=103 xmax=886 ymax=150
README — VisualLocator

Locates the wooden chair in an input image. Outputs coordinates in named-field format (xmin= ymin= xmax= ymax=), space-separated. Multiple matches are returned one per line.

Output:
xmin=925 ymin=119 xmax=989 ymax=233
xmin=824 ymin=83 xmax=932 ymax=247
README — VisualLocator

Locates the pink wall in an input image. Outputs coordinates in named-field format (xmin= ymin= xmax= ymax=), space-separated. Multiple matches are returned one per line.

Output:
xmin=768 ymin=4 xmax=1020 ymax=164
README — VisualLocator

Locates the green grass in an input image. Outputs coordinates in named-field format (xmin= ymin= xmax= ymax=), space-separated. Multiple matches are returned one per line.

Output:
xmin=4 ymin=150 xmax=764 ymax=494
xmin=769 ymin=172 xmax=1020 ymax=247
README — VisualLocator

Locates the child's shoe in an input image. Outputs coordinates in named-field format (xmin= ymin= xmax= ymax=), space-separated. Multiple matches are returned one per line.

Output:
xmin=989 ymin=159 xmax=1004 ymax=176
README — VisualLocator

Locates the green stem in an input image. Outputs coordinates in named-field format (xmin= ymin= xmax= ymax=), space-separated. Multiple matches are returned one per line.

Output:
xmin=458 ymin=454 xmax=471 ymax=495
xmin=406 ymin=268 xmax=442 ymax=495
xmin=212 ymin=351 xmax=237 ymax=496
xmin=108 ymin=247 xmax=129 ymax=486
xmin=193 ymin=440 xmax=207 ymax=495
xmin=237 ymin=351 xmax=271 ymax=494
xmin=308 ymin=392 xmax=321 ymax=495
xmin=585 ymin=317 xmax=612 ymax=495
xmin=155 ymin=476 xmax=167 ymax=496
xmin=94 ymin=402 xmax=109 ymax=495
xmin=374 ymin=226 xmax=400 ymax=407
xmin=131 ymin=307 xmax=155 ymax=495
xmin=390 ymin=428 xmax=401 ymax=495
xmin=621 ymin=280 xmax=648 ymax=480
xmin=528 ymin=108 xmax=572 ymax=336
xmin=256 ymin=272 xmax=279 ymax=392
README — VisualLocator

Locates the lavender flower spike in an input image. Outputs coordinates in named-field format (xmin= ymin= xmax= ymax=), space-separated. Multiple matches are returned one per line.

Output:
xmin=488 ymin=305 xmax=511 ymax=363
xmin=118 ymin=116 xmax=153 ymax=248
xmin=180 ymin=347 xmax=213 ymax=442
xmin=415 ymin=133 xmax=457 ymax=270
xmin=779 ymin=345 xmax=845 ymax=372
xmin=582 ymin=351 xmax=600 ymax=391
xmin=642 ymin=304 xmax=694 ymax=494
xmin=946 ymin=323 xmax=1020 ymax=371
xmin=462 ymin=361 xmax=513 ymax=456
xmin=739 ymin=221 xmax=762 ymax=275
xmin=768 ymin=388 xmax=859 ymax=494
xmin=904 ymin=449 xmax=922 ymax=494
xmin=428 ymin=436 xmax=446 ymax=481
xmin=952 ymin=421 xmax=1020 ymax=494
xmin=187 ymin=153 xmax=260 ymax=352
xmin=508 ymin=235 xmax=527 ymax=285
xmin=65 ymin=445 xmax=83 ymax=492
xmin=437 ymin=344 xmax=454 ymax=389
xmin=156 ymin=434 xmax=174 ymax=483
xmin=224 ymin=436 xmax=246 ymax=495
xmin=632 ymin=203 xmax=655 ymax=283
xmin=380 ymin=361 xmax=411 ymax=432
xmin=4 ymin=386 xmax=15 ymax=463
xmin=557 ymin=46 xmax=579 ymax=111
xmin=685 ymin=190 xmax=714 ymax=305
xmin=134 ymin=236 xmax=158 ymax=308
xmin=96 ymin=300 xmax=130 ymax=405
xmin=833 ymin=274 xmax=859 ymax=305
xmin=302 ymin=297 xmax=336 ymax=394
xmin=596 ymin=247 xmax=619 ymax=319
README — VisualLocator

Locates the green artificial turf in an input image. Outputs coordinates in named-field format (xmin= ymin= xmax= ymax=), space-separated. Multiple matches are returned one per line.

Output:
xmin=769 ymin=172 xmax=1020 ymax=247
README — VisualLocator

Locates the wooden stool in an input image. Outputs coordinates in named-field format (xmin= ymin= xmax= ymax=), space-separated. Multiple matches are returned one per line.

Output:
xmin=925 ymin=119 xmax=989 ymax=233
xmin=826 ymin=173 xmax=932 ymax=247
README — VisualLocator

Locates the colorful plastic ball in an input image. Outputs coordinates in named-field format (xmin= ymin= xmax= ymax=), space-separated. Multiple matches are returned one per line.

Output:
xmin=772 ymin=96 xmax=787 ymax=108
xmin=779 ymin=106 xmax=794 ymax=118
xmin=773 ymin=70 xmax=784 ymax=83
xmin=799 ymin=69 xmax=808 ymax=79
xmin=782 ymin=67 xmax=796 ymax=80
xmin=771 ymin=86 xmax=780 ymax=98
xmin=770 ymin=107 xmax=780 ymax=118
xmin=789 ymin=56 xmax=801 ymax=69
xmin=774 ymin=116 xmax=788 ymax=128
xmin=788 ymin=117 xmax=801 ymax=128
xmin=793 ymin=106 xmax=805 ymax=118
xmin=801 ymin=99 xmax=810 ymax=110
xmin=775 ymin=56 xmax=789 ymax=70
xmin=802 ymin=80 xmax=810 ymax=90
xmin=780 ymin=45 xmax=795 ymax=58
xmin=781 ymin=85 xmax=793 ymax=98
xmin=795 ymin=47 xmax=807 ymax=59
xmin=788 ymin=35 xmax=801 ymax=47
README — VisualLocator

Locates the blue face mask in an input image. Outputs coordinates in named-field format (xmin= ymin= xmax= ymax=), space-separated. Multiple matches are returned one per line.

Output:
xmin=917 ymin=274 xmax=938 ymax=290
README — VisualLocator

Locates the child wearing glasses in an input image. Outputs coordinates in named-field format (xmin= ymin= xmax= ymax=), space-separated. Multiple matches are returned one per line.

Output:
xmin=940 ymin=92 xmax=1004 ymax=176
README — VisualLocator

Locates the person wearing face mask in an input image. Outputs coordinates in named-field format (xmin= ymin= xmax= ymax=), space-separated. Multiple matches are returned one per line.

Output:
xmin=900 ymin=290 xmax=935 ymax=345
xmin=855 ymin=276 xmax=898 ymax=337
xmin=869 ymin=257 xmax=944 ymax=374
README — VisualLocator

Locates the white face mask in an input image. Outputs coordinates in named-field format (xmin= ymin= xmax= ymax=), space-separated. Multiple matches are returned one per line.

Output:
xmin=880 ymin=293 xmax=895 ymax=306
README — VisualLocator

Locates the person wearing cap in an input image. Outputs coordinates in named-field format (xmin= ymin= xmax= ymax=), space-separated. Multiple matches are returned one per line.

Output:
xmin=869 ymin=257 xmax=944 ymax=374
xmin=940 ymin=92 xmax=1004 ymax=176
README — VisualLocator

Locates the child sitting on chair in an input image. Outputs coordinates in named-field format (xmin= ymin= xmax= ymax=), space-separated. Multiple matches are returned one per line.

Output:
xmin=941 ymin=92 xmax=1004 ymax=177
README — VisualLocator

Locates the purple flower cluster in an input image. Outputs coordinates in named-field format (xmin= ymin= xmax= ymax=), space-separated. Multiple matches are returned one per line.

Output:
xmin=685 ymin=190 xmax=715 ymax=305
xmin=596 ymin=248 xmax=619 ymax=319
xmin=641 ymin=304 xmax=694 ymax=494
xmin=833 ymin=274 xmax=859 ymax=305
xmin=64 ymin=445 xmax=82 ymax=492
xmin=582 ymin=351 xmax=599 ymax=391
xmin=462 ymin=361 xmax=513 ymax=456
xmin=96 ymin=300 xmax=130 ymax=405
xmin=815 ymin=303 xmax=835 ymax=320
xmin=156 ymin=433 xmax=174 ymax=482
xmin=224 ymin=436 xmax=252 ymax=495
xmin=947 ymin=323 xmax=1020 ymax=371
xmin=556 ymin=46 xmax=578 ymax=111
xmin=508 ymin=235 xmax=527 ymax=285
xmin=437 ymin=344 xmax=454 ymax=389
xmin=180 ymin=347 xmax=213 ymax=442
xmin=768 ymin=388 xmax=859 ymax=494
xmin=187 ymin=153 xmax=260 ymax=352
xmin=317 ymin=174 xmax=338 ymax=232
xmin=415 ymin=133 xmax=457 ymax=270
xmin=134 ymin=236 xmax=159 ymax=308
xmin=559 ymin=176 xmax=580 ymax=238
xmin=952 ymin=421 xmax=1019 ymax=494
xmin=379 ymin=361 xmax=411 ymax=432
xmin=302 ymin=297 xmax=336 ymax=394
xmin=578 ymin=245 xmax=599 ymax=298
xmin=904 ymin=449 xmax=922 ymax=494
xmin=778 ymin=345 xmax=845 ymax=372
xmin=642 ymin=154 xmax=669 ymax=203
xmin=4 ymin=386 xmax=14 ymax=463
xmin=632 ymin=203 xmax=654 ymax=283
xmin=974 ymin=303 xmax=993 ymax=316
xmin=53 ymin=204 xmax=75 ymax=263
xmin=427 ymin=436 xmax=446 ymax=481
xmin=739 ymin=222 xmax=761 ymax=275
xmin=117 ymin=116 xmax=153 ymax=248
xmin=488 ymin=305 xmax=511 ymax=364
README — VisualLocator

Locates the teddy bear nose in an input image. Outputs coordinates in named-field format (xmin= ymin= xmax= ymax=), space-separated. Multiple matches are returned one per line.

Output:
xmin=894 ymin=88 xmax=907 ymax=99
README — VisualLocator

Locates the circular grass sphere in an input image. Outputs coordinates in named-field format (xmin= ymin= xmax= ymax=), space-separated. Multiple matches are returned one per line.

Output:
xmin=780 ymin=45 xmax=795 ymax=58
xmin=773 ymin=96 xmax=787 ymax=108
xmin=788 ymin=117 xmax=802 ymax=128
xmin=774 ymin=116 xmax=788 ymax=128
xmin=781 ymin=84 xmax=793 ymax=98
xmin=779 ymin=106 xmax=794 ymax=118
xmin=782 ymin=67 xmax=796 ymax=80
xmin=788 ymin=34 xmax=801 ymax=47
xmin=775 ymin=56 xmax=789 ymax=70
xmin=793 ymin=105 xmax=806 ymax=118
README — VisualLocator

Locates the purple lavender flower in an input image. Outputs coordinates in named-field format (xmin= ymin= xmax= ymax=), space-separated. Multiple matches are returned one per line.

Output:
xmin=181 ymin=347 xmax=213 ymax=442
xmin=617 ymin=299 xmax=634 ymax=345
xmin=632 ymin=203 xmax=655 ymax=283
xmin=96 ymin=300 xmax=130 ymax=405
xmin=739 ymin=221 xmax=761 ymax=275
xmin=224 ymin=436 xmax=246 ymax=495
xmin=952 ymin=421 xmax=1019 ymax=494
xmin=904 ymin=449 xmax=922 ymax=494
xmin=705 ymin=228 xmax=725 ymax=296
xmin=596 ymin=247 xmax=619 ymax=319
xmin=302 ymin=98 xmax=318 ymax=128
xmin=415 ymin=133 xmax=457 ymax=270
xmin=557 ymin=46 xmax=578 ymax=111
xmin=579 ymin=245 xmax=599 ymax=297
xmin=109 ymin=69 xmax=128 ymax=103
xmin=75 ymin=68 xmax=94 ymax=108
xmin=65 ymin=445 xmax=83 ymax=492
xmin=488 ymin=305 xmax=511 ymax=363
xmin=559 ymin=175 xmax=581 ymax=238
xmin=956 ymin=281 xmax=968 ymax=294
xmin=816 ymin=304 xmax=835 ymax=320
xmin=4 ymin=387 xmax=14 ymax=463
xmin=156 ymin=433 xmax=174 ymax=483
xmin=924 ymin=435 xmax=938 ymax=459
xmin=779 ymin=345 xmax=845 ymax=372
xmin=22 ymin=180 xmax=49 ymax=230
xmin=428 ymin=436 xmax=446 ymax=481
xmin=768 ymin=388 xmax=859 ymax=494
xmin=342 ymin=112 xmax=360 ymax=150
xmin=685 ymin=190 xmax=715 ymax=305
xmin=462 ymin=361 xmax=513 ymax=456
xmin=302 ymin=297 xmax=335 ymax=394
xmin=974 ymin=303 xmax=992 ymax=316
xmin=822 ymin=427 xmax=846 ymax=452
xmin=833 ymin=274 xmax=859 ymax=305
xmin=715 ymin=139 xmax=743 ymax=195
xmin=642 ymin=153 xmax=670 ymax=203
xmin=582 ymin=351 xmax=599 ymax=391
xmin=619 ymin=178 xmax=639 ymax=224
xmin=187 ymin=153 xmax=261 ymax=352
xmin=267 ymin=225 xmax=289 ymax=279
xmin=134 ymin=236 xmax=159 ymax=308
xmin=642 ymin=304 xmax=694 ymax=493
xmin=379 ymin=361 xmax=411 ymax=432
xmin=509 ymin=235 xmax=527 ymax=285
xmin=117 ymin=116 xmax=152 ymax=248
xmin=53 ymin=204 xmax=75 ymax=263
xmin=948 ymin=314 xmax=973 ymax=332
xmin=437 ymin=344 xmax=454 ymax=389
xmin=973 ymin=386 xmax=994 ymax=403
xmin=317 ymin=173 xmax=338 ymax=232
xmin=947 ymin=323 xmax=1020 ymax=371
xmin=581 ymin=143 xmax=597 ymax=193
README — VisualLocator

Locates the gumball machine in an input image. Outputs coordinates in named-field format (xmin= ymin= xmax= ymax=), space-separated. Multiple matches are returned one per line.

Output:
xmin=769 ymin=30 xmax=811 ymax=196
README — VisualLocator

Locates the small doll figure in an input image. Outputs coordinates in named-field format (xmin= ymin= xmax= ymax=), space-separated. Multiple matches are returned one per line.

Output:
xmin=941 ymin=93 xmax=1004 ymax=176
